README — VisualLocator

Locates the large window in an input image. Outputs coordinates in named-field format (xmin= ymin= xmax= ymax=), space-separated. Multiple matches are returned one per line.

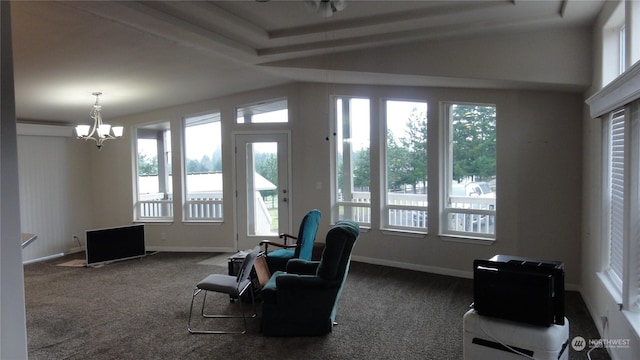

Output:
xmin=441 ymin=103 xmax=496 ymax=240
xmin=135 ymin=122 xmax=172 ymax=221
xmin=183 ymin=112 xmax=223 ymax=221
xmin=601 ymin=105 xmax=640 ymax=313
xmin=334 ymin=97 xmax=371 ymax=226
xmin=384 ymin=100 xmax=428 ymax=231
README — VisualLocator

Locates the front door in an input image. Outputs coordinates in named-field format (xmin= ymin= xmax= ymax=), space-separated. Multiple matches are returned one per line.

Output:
xmin=234 ymin=132 xmax=291 ymax=250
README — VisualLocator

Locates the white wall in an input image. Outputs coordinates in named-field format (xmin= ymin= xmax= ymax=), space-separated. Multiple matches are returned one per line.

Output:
xmin=17 ymin=126 xmax=94 ymax=263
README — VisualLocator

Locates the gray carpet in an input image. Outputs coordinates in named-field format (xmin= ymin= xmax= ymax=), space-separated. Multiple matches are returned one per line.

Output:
xmin=23 ymin=252 xmax=610 ymax=359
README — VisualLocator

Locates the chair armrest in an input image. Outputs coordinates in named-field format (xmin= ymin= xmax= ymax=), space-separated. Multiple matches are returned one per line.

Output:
xmin=260 ymin=239 xmax=296 ymax=254
xmin=279 ymin=232 xmax=298 ymax=245
xmin=286 ymin=259 xmax=320 ymax=275
xmin=274 ymin=274 xmax=337 ymax=311
xmin=275 ymin=274 xmax=330 ymax=290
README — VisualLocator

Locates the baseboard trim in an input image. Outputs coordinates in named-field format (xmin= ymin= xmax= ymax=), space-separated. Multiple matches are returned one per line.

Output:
xmin=351 ymin=255 xmax=580 ymax=290
xmin=22 ymin=252 xmax=65 ymax=265
xmin=351 ymin=255 xmax=473 ymax=279
xmin=146 ymin=246 xmax=236 ymax=253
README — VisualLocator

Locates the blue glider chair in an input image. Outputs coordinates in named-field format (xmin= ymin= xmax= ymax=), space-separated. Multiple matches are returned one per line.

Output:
xmin=260 ymin=209 xmax=321 ymax=274
xmin=261 ymin=220 xmax=360 ymax=336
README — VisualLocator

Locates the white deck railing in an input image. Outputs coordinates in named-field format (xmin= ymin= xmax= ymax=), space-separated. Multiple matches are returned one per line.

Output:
xmin=184 ymin=198 xmax=223 ymax=220
xmin=338 ymin=191 xmax=495 ymax=234
xmin=137 ymin=193 xmax=173 ymax=220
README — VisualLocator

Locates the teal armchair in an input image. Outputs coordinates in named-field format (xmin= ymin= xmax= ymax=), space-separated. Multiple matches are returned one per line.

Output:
xmin=261 ymin=220 xmax=360 ymax=336
xmin=260 ymin=209 xmax=321 ymax=274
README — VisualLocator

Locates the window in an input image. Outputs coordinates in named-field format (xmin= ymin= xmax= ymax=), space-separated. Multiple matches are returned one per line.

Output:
xmin=441 ymin=103 xmax=496 ymax=240
xmin=236 ymin=98 xmax=288 ymax=123
xmin=135 ymin=123 xmax=172 ymax=221
xmin=602 ymin=1 xmax=626 ymax=84
xmin=604 ymin=109 xmax=625 ymax=291
xmin=334 ymin=97 xmax=371 ymax=226
xmin=183 ymin=112 xmax=223 ymax=221
xmin=383 ymin=100 xmax=428 ymax=231
xmin=600 ymin=101 xmax=640 ymax=314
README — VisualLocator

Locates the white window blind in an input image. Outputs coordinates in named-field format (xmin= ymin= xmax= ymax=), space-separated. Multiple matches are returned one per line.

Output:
xmin=608 ymin=109 xmax=626 ymax=290
xmin=631 ymin=100 xmax=640 ymax=311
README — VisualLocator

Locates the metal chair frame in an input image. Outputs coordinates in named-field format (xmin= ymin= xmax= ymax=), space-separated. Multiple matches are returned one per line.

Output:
xmin=188 ymin=248 xmax=259 ymax=334
xmin=187 ymin=281 xmax=256 ymax=334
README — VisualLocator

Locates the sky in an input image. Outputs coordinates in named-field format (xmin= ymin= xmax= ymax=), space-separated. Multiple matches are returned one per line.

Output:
xmin=342 ymin=98 xmax=427 ymax=151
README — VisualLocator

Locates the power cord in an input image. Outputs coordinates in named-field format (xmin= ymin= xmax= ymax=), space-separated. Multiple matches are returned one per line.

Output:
xmin=477 ymin=315 xmax=538 ymax=360
xmin=73 ymin=235 xmax=82 ymax=250
xmin=586 ymin=342 xmax=602 ymax=360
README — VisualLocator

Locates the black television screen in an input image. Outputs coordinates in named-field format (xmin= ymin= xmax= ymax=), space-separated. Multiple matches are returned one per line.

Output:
xmin=85 ymin=224 xmax=145 ymax=266
xmin=473 ymin=255 xmax=565 ymax=327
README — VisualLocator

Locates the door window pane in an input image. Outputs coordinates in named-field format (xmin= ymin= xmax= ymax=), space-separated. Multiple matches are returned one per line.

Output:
xmin=246 ymin=142 xmax=278 ymax=235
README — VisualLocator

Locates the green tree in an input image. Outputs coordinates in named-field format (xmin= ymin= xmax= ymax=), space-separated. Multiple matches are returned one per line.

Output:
xmin=386 ymin=130 xmax=413 ymax=190
xmin=386 ymin=108 xmax=427 ymax=192
xmin=184 ymin=146 xmax=222 ymax=174
xmin=138 ymin=152 xmax=157 ymax=175
xmin=352 ymin=148 xmax=370 ymax=189
xmin=451 ymin=105 xmax=496 ymax=182
xmin=399 ymin=108 xmax=427 ymax=192
xmin=255 ymin=152 xmax=278 ymax=200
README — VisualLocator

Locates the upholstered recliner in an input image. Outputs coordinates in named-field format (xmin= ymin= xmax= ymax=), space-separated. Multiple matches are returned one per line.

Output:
xmin=260 ymin=220 xmax=360 ymax=336
xmin=260 ymin=209 xmax=321 ymax=274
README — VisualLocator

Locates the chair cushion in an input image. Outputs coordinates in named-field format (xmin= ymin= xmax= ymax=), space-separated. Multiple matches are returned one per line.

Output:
xmin=196 ymin=274 xmax=249 ymax=297
xmin=267 ymin=248 xmax=295 ymax=259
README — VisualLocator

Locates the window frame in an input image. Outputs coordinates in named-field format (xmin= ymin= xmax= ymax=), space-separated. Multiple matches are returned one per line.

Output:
xmin=236 ymin=98 xmax=288 ymax=124
xmin=599 ymin=102 xmax=640 ymax=315
xmin=134 ymin=122 xmax=173 ymax=222
xmin=182 ymin=112 xmax=224 ymax=223
xmin=332 ymin=96 xmax=372 ymax=227
xmin=381 ymin=98 xmax=429 ymax=233
xmin=440 ymin=102 xmax=497 ymax=241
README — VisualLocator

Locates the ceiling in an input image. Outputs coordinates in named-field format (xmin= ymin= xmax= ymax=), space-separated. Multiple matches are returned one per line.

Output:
xmin=9 ymin=0 xmax=604 ymax=125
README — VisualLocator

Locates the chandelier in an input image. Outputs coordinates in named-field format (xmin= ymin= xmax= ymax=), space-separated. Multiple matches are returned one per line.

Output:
xmin=75 ymin=92 xmax=123 ymax=149
xmin=307 ymin=0 xmax=347 ymax=17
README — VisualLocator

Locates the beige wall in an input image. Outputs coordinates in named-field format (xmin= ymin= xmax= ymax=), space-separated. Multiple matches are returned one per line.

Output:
xmin=82 ymin=82 xmax=584 ymax=286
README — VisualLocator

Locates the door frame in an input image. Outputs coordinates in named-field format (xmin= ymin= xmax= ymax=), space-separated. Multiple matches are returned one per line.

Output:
xmin=232 ymin=130 xmax=292 ymax=251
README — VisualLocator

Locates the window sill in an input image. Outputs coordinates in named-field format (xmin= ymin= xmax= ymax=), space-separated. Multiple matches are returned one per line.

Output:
xmin=380 ymin=228 xmax=427 ymax=238
xmin=622 ymin=310 xmax=640 ymax=340
xmin=133 ymin=219 xmax=174 ymax=224
xmin=182 ymin=220 xmax=224 ymax=225
xmin=439 ymin=234 xmax=496 ymax=245
xmin=596 ymin=271 xmax=623 ymax=305
xmin=597 ymin=272 xmax=640 ymax=340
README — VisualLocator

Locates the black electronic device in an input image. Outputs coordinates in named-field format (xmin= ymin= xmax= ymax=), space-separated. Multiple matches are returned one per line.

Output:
xmin=473 ymin=255 xmax=565 ymax=327
xmin=85 ymin=224 xmax=146 ymax=266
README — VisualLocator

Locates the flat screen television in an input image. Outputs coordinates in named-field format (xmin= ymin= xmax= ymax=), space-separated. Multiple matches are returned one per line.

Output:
xmin=85 ymin=224 xmax=145 ymax=266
